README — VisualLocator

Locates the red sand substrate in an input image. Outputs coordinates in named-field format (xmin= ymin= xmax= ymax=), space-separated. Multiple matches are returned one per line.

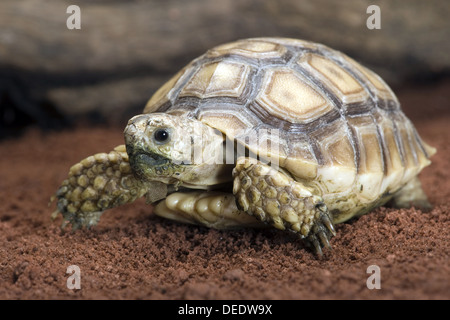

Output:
xmin=0 ymin=80 xmax=449 ymax=299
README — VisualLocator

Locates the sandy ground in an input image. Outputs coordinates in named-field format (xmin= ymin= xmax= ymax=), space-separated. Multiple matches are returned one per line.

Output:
xmin=0 ymin=80 xmax=449 ymax=300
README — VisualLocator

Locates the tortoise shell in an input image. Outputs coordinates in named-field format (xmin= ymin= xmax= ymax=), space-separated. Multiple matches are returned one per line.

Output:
xmin=143 ymin=37 xmax=434 ymax=222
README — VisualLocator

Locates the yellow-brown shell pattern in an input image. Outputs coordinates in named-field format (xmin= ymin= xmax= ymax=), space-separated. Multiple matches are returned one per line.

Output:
xmin=143 ymin=38 xmax=435 ymax=220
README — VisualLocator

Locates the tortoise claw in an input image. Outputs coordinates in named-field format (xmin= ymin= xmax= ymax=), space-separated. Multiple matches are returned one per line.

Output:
xmin=305 ymin=207 xmax=336 ymax=256
xmin=320 ymin=209 xmax=336 ymax=237
xmin=318 ymin=230 xmax=332 ymax=249
xmin=310 ymin=237 xmax=323 ymax=257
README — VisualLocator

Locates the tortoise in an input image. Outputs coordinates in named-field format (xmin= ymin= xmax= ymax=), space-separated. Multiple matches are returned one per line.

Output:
xmin=51 ymin=37 xmax=435 ymax=255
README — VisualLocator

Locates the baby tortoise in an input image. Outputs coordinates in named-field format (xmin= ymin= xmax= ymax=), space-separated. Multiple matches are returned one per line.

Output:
xmin=51 ymin=38 xmax=435 ymax=255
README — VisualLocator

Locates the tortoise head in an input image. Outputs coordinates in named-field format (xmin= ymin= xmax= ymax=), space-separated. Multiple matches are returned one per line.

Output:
xmin=124 ymin=113 xmax=232 ymax=188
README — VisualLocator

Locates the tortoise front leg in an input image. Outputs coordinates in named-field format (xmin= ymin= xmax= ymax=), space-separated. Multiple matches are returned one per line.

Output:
xmin=51 ymin=145 xmax=165 ymax=229
xmin=232 ymin=157 xmax=336 ymax=255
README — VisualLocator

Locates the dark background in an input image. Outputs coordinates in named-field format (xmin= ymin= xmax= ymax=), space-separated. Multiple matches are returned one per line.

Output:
xmin=0 ymin=0 xmax=448 ymax=138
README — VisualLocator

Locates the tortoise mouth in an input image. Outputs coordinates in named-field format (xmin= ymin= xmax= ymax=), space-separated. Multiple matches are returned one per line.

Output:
xmin=133 ymin=151 xmax=169 ymax=167
xmin=129 ymin=151 xmax=170 ymax=168
xmin=126 ymin=144 xmax=169 ymax=164
xmin=127 ymin=144 xmax=171 ymax=179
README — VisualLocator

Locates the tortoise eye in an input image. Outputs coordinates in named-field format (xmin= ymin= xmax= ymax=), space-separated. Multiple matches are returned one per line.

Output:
xmin=153 ymin=128 xmax=170 ymax=144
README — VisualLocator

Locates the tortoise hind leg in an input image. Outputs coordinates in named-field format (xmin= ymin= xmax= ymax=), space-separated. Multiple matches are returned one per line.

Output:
xmin=389 ymin=176 xmax=432 ymax=211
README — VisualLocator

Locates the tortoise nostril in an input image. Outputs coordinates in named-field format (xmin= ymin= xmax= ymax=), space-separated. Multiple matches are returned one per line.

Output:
xmin=126 ymin=115 xmax=149 ymax=135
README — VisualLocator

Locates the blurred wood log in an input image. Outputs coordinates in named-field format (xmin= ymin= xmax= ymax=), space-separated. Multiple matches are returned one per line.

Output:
xmin=0 ymin=0 xmax=448 ymax=126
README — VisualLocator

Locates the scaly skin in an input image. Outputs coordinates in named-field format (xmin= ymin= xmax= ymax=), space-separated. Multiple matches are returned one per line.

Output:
xmin=232 ymin=157 xmax=336 ymax=255
xmin=51 ymin=145 xmax=160 ymax=229
xmin=51 ymin=114 xmax=336 ymax=255
xmin=153 ymin=191 xmax=264 ymax=229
